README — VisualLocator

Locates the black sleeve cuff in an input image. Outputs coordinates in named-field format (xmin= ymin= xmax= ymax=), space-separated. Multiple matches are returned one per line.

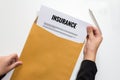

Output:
xmin=81 ymin=60 xmax=97 ymax=74
xmin=76 ymin=60 xmax=97 ymax=80
xmin=0 ymin=74 xmax=6 ymax=80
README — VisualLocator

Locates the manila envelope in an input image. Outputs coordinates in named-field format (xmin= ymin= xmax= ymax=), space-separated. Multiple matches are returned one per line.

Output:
xmin=10 ymin=18 xmax=84 ymax=80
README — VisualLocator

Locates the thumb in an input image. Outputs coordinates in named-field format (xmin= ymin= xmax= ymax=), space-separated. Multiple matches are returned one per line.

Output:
xmin=9 ymin=61 xmax=22 ymax=70
xmin=87 ymin=26 xmax=94 ymax=38
xmin=7 ymin=54 xmax=22 ymax=70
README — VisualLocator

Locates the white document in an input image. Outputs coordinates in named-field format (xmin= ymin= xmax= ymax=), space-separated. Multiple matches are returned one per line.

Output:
xmin=37 ymin=5 xmax=90 ymax=43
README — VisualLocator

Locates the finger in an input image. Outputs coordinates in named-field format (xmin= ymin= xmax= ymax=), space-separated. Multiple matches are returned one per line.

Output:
xmin=92 ymin=27 xmax=102 ymax=37
xmin=8 ymin=53 xmax=18 ymax=61
xmin=96 ymin=25 xmax=102 ymax=35
xmin=9 ymin=61 xmax=22 ymax=70
xmin=87 ymin=26 xmax=94 ymax=38
xmin=7 ymin=53 xmax=21 ymax=66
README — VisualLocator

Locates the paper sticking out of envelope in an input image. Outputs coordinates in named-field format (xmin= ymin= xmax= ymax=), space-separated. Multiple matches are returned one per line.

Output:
xmin=37 ymin=6 xmax=90 ymax=43
xmin=11 ymin=5 xmax=90 ymax=80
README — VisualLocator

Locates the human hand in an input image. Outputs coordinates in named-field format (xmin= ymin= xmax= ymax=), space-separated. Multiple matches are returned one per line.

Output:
xmin=83 ymin=26 xmax=103 ymax=62
xmin=0 ymin=53 xmax=22 ymax=76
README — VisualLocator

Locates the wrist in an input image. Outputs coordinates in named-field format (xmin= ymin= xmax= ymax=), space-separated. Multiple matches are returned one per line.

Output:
xmin=83 ymin=53 xmax=96 ymax=62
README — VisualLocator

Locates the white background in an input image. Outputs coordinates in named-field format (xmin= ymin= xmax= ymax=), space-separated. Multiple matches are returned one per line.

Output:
xmin=0 ymin=0 xmax=120 ymax=80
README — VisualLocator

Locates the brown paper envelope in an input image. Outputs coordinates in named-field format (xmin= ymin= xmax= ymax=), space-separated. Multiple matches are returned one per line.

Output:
xmin=11 ymin=19 xmax=84 ymax=80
